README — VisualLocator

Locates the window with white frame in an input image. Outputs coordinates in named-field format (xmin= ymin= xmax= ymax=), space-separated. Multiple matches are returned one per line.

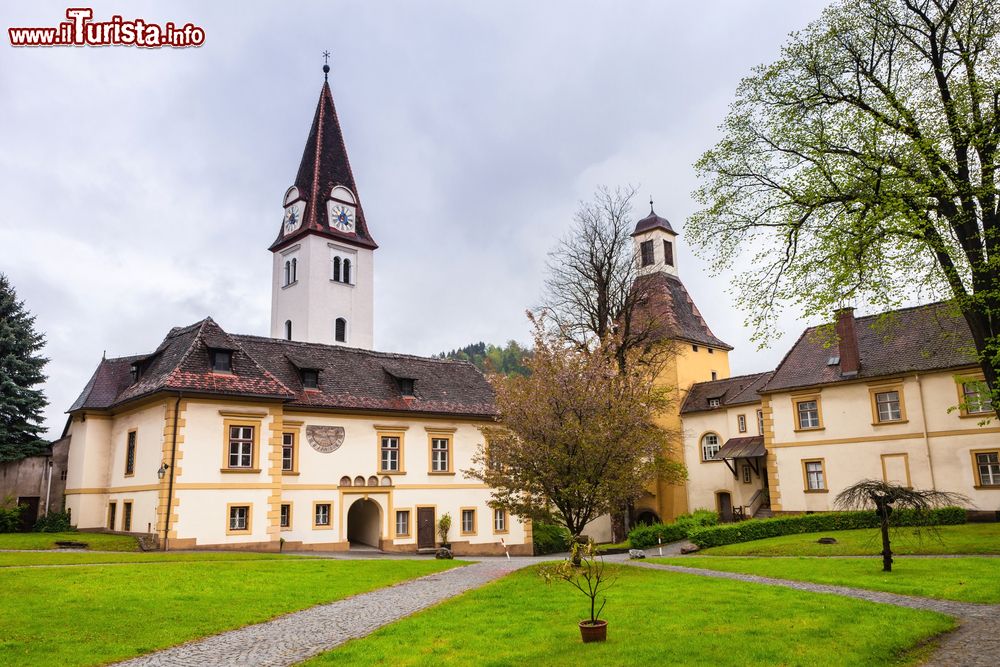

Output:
xmin=875 ymin=390 xmax=902 ymax=422
xmin=963 ymin=380 xmax=994 ymax=414
xmin=742 ymin=465 xmax=752 ymax=484
xmin=796 ymin=400 xmax=820 ymax=429
xmin=314 ymin=503 xmax=331 ymax=527
xmin=228 ymin=426 xmax=254 ymax=468
xmin=395 ymin=510 xmax=410 ymax=536
xmin=804 ymin=460 xmax=825 ymax=490
xmin=975 ymin=451 xmax=1000 ymax=487
xmin=757 ymin=409 xmax=764 ymax=435
xmin=701 ymin=433 xmax=720 ymax=461
xmin=461 ymin=509 xmax=476 ymax=534
xmin=380 ymin=436 xmax=400 ymax=472
xmin=229 ymin=505 xmax=249 ymax=531
xmin=282 ymin=433 xmax=294 ymax=471
xmin=280 ymin=504 xmax=291 ymax=528
xmin=493 ymin=508 xmax=507 ymax=533
xmin=431 ymin=437 xmax=450 ymax=472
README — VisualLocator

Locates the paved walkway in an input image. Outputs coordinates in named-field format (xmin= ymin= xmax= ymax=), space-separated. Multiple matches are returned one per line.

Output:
xmin=623 ymin=560 xmax=1000 ymax=667
xmin=111 ymin=558 xmax=528 ymax=667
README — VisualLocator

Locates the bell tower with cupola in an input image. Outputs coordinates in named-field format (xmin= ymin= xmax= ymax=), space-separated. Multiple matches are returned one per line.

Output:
xmin=269 ymin=64 xmax=376 ymax=349
xmin=631 ymin=198 xmax=678 ymax=277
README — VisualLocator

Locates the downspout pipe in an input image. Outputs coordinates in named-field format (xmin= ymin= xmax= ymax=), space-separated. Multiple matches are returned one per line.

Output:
xmin=914 ymin=374 xmax=937 ymax=490
xmin=163 ymin=392 xmax=182 ymax=551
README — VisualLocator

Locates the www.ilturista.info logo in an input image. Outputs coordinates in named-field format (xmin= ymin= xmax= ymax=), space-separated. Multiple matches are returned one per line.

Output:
xmin=8 ymin=8 xmax=205 ymax=48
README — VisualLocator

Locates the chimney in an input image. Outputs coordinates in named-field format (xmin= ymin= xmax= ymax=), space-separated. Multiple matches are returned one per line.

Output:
xmin=835 ymin=308 xmax=860 ymax=376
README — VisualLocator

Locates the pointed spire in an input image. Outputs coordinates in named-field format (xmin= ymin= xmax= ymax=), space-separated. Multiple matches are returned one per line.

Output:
xmin=649 ymin=196 xmax=655 ymax=214
xmin=271 ymin=72 xmax=377 ymax=250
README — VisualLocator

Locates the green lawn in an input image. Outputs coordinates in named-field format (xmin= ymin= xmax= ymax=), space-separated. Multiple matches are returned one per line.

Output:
xmin=0 ymin=555 xmax=464 ymax=666
xmin=651 ymin=556 xmax=1000 ymax=603
xmin=0 ymin=532 xmax=140 ymax=551
xmin=699 ymin=522 xmax=1000 ymax=556
xmin=0 ymin=550 xmax=304 ymax=567
xmin=307 ymin=565 xmax=953 ymax=667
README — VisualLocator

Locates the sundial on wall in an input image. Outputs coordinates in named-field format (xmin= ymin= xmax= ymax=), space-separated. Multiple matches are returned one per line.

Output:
xmin=306 ymin=425 xmax=345 ymax=453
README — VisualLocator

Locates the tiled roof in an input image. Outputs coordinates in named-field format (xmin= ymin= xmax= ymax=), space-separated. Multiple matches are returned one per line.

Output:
xmin=634 ymin=272 xmax=732 ymax=350
xmin=714 ymin=436 xmax=765 ymax=459
xmin=269 ymin=80 xmax=377 ymax=252
xmin=68 ymin=319 xmax=496 ymax=419
xmin=632 ymin=206 xmax=675 ymax=236
xmin=764 ymin=301 xmax=978 ymax=393
xmin=681 ymin=371 xmax=772 ymax=414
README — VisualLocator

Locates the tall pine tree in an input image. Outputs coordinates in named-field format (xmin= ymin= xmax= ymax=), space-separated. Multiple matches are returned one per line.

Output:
xmin=0 ymin=274 xmax=49 ymax=462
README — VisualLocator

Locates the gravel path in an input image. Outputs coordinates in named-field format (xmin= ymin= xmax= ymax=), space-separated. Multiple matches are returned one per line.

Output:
xmin=624 ymin=560 xmax=1000 ymax=667
xmin=110 ymin=559 xmax=525 ymax=667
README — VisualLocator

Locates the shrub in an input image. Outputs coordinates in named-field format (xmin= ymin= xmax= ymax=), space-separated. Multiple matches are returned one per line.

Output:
xmin=627 ymin=510 xmax=719 ymax=549
xmin=533 ymin=521 xmax=572 ymax=555
xmin=688 ymin=507 xmax=967 ymax=549
xmin=0 ymin=497 xmax=23 ymax=533
xmin=34 ymin=511 xmax=72 ymax=533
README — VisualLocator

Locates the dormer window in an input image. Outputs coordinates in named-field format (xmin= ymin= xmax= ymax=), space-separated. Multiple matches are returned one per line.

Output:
xmin=708 ymin=397 xmax=721 ymax=408
xmin=210 ymin=349 xmax=233 ymax=373
xmin=130 ymin=363 xmax=140 ymax=383
xmin=397 ymin=377 xmax=415 ymax=397
xmin=301 ymin=369 xmax=319 ymax=390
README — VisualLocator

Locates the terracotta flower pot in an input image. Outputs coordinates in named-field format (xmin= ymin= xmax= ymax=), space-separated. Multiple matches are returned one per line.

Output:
xmin=578 ymin=619 xmax=608 ymax=643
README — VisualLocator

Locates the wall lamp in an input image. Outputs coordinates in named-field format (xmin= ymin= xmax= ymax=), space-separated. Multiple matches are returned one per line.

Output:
xmin=157 ymin=463 xmax=170 ymax=480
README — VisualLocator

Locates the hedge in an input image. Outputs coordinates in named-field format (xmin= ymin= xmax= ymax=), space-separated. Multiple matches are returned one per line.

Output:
xmin=687 ymin=507 xmax=967 ymax=549
xmin=628 ymin=510 xmax=719 ymax=549
xmin=532 ymin=521 xmax=572 ymax=555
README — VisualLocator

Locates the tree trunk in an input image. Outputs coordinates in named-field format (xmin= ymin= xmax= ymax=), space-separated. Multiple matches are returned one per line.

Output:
xmin=880 ymin=517 xmax=893 ymax=573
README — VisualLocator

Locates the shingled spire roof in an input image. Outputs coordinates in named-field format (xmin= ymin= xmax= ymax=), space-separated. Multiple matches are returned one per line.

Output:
xmin=270 ymin=78 xmax=377 ymax=252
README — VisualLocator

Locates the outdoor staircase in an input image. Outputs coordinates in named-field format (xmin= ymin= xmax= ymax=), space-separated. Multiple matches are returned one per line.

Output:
xmin=753 ymin=507 xmax=773 ymax=519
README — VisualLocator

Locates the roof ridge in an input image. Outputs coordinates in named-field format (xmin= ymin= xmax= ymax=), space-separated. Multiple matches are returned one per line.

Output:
xmin=232 ymin=334 xmax=479 ymax=368
xmin=689 ymin=370 xmax=770 ymax=389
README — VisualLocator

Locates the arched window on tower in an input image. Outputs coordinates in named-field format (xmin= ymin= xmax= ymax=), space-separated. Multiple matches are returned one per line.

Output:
xmin=290 ymin=257 xmax=297 ymax=283
xmin=343 ymin=259 xmax=351 ymax=285
xmin=284 ymin=320 xmax=292 ymax=341
xmin=283 ymin=261 xmax=291 ymax=286
xmin=335 ymin=318 xmax=347 ymax=343
xmin=332 ymin=256 xmax=341 ymax=282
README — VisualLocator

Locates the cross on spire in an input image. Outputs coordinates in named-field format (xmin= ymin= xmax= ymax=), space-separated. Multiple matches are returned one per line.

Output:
xmin=322 ymin=50 xmax=331 ymax=81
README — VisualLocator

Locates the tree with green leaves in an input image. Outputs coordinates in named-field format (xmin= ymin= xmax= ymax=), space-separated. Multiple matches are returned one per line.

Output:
xmin=0 ymin=274 xmax=49 ymax=462
xmin=465 ymin=315 xmax=684 ymax=539
xmin=689 ymin=0 xmax=999 ymax=418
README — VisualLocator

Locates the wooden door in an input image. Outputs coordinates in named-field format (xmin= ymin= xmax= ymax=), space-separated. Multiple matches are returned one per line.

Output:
xmin=717 ymin=492 xmax=733 ymax=523
xmin=417 ymin=507 xmax=435 ymax=549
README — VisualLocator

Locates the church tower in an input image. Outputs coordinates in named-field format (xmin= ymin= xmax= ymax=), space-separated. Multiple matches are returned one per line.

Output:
xmin=631 ymin=200 xmax=732 ymax=523
xmin=269 ymin=67 xmax=377 ymax=348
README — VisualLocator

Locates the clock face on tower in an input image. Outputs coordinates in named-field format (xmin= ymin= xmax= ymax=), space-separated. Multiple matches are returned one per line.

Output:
xmin=282 ymin=202 xmax=304 ymax=235
xmin=329 ymin=203 xmax=356 ymax=232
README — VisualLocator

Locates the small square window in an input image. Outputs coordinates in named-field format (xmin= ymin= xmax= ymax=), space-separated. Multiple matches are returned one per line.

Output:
xmin=975 ymin=451 xmax=1000 ymax=487
xmin=211 ymin=350 xmax=233 ymax=373
xmin=963 ymin=381 xmax=994 ymax=415
xmin=314 ymin=503 xmax=331 ymax=527
xmin=301 ymin=369 xmax=319 ymax=389
xmin=692 ymin=345 xmax=700 ymax=352
xmin=804 ymin=460 xmax=825 ymax=490
xmin=875 ymin=390 xmax=902 ymax=422
xmin=229 ymin=505 xmax=249 ymax=532
xmin=397 ymin=378 xmax=415 ymax=396
xmin=461 ymin=509 xmax=476 ymax=534
xmin=708 ymin=398 xmax=721 ymax=408
xmin=796 ymin=400 xmax=820 ymax=429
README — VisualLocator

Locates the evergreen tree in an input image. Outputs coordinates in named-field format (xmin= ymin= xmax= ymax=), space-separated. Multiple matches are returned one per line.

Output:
xmin=0 ymin=275 xmax=49 ymax=462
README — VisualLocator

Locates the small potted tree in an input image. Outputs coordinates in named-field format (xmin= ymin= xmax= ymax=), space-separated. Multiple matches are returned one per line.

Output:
xmin=540 ymin=539 xmax=615 ymax=642
xmin=437 ymin=513 xmax=452 ymax=550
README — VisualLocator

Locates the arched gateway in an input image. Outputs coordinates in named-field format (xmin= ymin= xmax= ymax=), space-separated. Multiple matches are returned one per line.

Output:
xmin=347 ymin=498 xmax=382 ymax=549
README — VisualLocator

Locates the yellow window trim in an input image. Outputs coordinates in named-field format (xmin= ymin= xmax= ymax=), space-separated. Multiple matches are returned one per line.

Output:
xmin=801 ymin=458 xmax=828 ymax=493
xmin=377 ymin=430 xmax=406 ymax=475
xmin=460 ymin=506 xmax=478 ymax=536
xmin=281 ymin=430 xmax=300 ymax=475
xmin=427 ymin=433 xmax=454 ymax=475
xmin=225 ymin=502 xmax=253 ymax=535
xmin=312 ymin=500 xmax=334 ymax=530
xmin=121 ymin=499 xmax=134 ymax=532
xmin=792 ymin=394 xmax=825 ymax=432
xmin=280 ymin=501 xmax=293 ymax=531
xmin=107 ymin=501 xmax=117 ymax=530
xmin=880 ymin=453 xmax=912 ymax=488
xmin=868 ymin=382 xmax=908 ymax=425
xmin=221 ymin=417 xmax=262 ymax=471
xmin=970 ymin=448 xmax=1000 ymax=489
xmin=492 ymin=507 xmax=510 ymax=535
xmin=955 ymin=372 xmax=993 ymax=418
xmin=394 ymin=507 xmax=412 ymax=538
xmin=124 ymin=429 xmax=138 ymax=478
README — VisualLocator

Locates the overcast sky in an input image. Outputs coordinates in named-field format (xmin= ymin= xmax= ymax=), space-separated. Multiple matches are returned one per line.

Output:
xmin=2 ymin=1 xmax=833 ymax=437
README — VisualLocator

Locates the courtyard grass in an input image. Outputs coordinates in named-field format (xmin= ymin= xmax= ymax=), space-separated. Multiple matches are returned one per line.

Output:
xmin=699 ymin=522 xmax=1000 ymax=556
xmin=0 ymin=550 xmax=302 ymax=567
xmin=306 ymin=565 xmax=953 ymax=667
xmin=0 ymin=555 xmax=464 ymax=666
xmin=0 ymin=531 xmax=140 ymax=551
xmin=650 ymin=556 xmax=1000 ymax=603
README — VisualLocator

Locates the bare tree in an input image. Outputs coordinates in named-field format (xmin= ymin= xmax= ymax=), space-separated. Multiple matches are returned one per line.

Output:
xmin=542 ymin=185 xmax=660 ymax=369
xmin=835 ymin=479 xmax=967 ymax=571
